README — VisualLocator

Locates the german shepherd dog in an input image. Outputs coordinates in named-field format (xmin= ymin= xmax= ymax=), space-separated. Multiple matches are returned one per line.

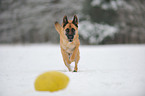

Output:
xmin=55 ymin=15 xmax=80 ymax=72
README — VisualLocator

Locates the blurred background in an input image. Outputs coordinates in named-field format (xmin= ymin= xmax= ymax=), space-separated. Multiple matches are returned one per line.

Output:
xmin=0 ymin=0 xmax=145 ymax=45
xmin=1 ymin=1 xmax=145 ymax=96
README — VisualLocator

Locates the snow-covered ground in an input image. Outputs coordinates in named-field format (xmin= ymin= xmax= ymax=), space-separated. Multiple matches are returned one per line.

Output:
xmin=0 ymin=44 xmax=145 ymax=96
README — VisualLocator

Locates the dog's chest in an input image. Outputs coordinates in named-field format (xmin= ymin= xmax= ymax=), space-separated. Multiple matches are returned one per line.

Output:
xmin=62 ymin=42 xmax=75 ymax=53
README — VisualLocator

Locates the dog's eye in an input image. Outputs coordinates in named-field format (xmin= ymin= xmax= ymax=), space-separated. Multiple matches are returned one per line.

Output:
xmin=71 ymin=28 xmax=75 ymax=32
xmin=65 ymin=28 xmax=69 ymax=33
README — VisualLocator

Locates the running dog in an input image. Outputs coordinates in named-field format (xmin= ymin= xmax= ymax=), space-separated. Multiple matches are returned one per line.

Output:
xmin=55 ymin=15 xmax=80 ymax=72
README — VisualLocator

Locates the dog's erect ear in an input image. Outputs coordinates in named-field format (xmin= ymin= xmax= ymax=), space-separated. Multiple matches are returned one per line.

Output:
xmin=72 ymin=15 xmax=78 ymax=27
xmin=63 ymin=15 xmax=68 ymax=28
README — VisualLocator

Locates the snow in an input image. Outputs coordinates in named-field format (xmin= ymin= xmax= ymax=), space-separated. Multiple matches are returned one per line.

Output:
xmin=91 ymin=0 xmax=101 ymax=6
xmin=79 ymin=21 xmax=118 ymax=44
xmin=0 ymin=44 xmax=145 ymax=96
xmin=90 ymin=0 xmax=128 ymax=11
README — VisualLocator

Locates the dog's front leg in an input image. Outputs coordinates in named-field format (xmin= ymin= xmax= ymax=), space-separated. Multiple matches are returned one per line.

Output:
xmin=70 ymin=45 xmax=79 ymax=62
xmin=61 ymin=48 xmax=72 ymax=71
xmin=74 ymin=49 xmax=80 ymax=72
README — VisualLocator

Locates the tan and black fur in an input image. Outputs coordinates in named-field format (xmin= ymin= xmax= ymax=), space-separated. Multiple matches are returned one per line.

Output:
xmin=55 ymin=15 xmax=80 ymax=72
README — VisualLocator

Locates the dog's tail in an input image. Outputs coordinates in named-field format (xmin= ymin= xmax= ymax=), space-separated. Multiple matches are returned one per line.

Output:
xmin=55 ymin=22 xmax=66 ymax=39
xmin=55 ymin=22 xmax=62 ymax=34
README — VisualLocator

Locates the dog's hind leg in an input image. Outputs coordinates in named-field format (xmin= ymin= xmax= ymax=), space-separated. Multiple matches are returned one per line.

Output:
xmin=74 ymin=50 xmax=80 ymax=72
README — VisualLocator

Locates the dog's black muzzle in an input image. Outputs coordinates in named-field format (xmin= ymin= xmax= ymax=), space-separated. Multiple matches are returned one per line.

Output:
xmin=67 ymin=35 xmax=74 ymax=42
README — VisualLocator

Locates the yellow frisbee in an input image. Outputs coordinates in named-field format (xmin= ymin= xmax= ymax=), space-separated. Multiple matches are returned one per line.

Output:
xmin=34 ymin=71 xmax=69 ymax=92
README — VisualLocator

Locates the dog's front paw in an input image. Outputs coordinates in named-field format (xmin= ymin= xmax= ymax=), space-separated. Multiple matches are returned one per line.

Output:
xmin=70 ymin=56 xmax=75 ymax=62
xmin=73 ymin=70 xmax=77 ymax=72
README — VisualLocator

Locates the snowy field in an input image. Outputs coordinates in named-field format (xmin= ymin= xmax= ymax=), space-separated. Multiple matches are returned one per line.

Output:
xmin=0 ymin=44 xmax=145 ymax=96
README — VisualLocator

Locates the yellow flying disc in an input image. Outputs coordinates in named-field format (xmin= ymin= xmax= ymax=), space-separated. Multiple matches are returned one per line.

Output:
xmin=34 ymin=71 xmax=69 ymax=92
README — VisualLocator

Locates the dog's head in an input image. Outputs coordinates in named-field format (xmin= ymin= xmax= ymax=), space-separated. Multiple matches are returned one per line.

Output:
xmin=62 ymin=15 xmax=78 ymax=42
xmin=55 ymin=15 xmax=78 ymax=42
